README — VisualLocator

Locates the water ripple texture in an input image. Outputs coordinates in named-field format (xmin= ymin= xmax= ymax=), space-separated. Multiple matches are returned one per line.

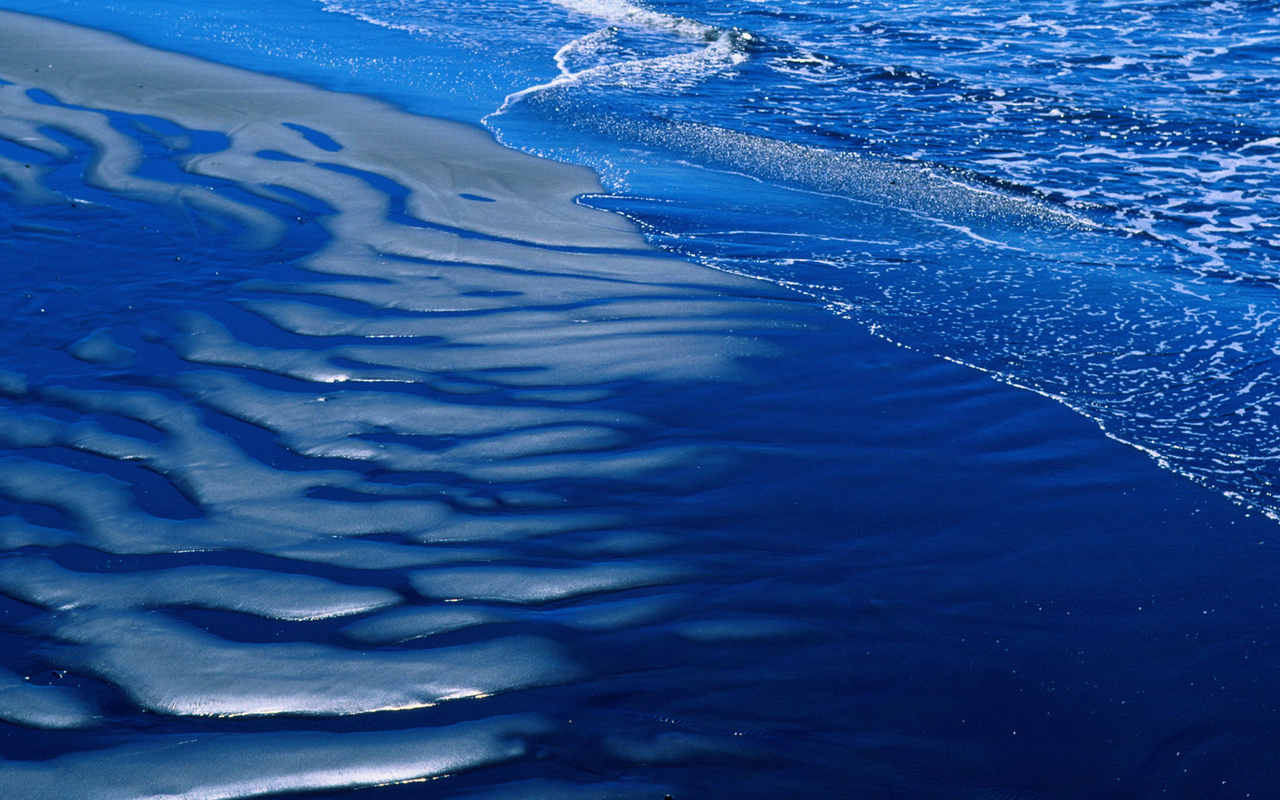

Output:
xmin=0 ymin=11 xmax=799 ymax=798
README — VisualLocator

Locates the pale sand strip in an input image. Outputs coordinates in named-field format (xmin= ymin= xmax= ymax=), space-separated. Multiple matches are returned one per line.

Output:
xmin=0 ymin=9 xmax=648 ymax=250
xmin=0 ymin=715 xmax=555 ymax=799
xmin=0 ymin=12 xmax=794 ymax=794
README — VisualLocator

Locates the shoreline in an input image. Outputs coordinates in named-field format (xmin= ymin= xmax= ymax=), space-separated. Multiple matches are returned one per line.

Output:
xmin=2 ymin=8 xmax=1280 ymax=799
xmin=0 ymin=9 xmax=645 ymax=251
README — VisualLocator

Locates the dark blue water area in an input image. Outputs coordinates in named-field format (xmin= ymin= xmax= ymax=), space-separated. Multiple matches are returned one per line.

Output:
xmin=1 ymin=2 xmax=1280 ymax=798
xmin=578 ymin=314 xmax=1280 ymax=799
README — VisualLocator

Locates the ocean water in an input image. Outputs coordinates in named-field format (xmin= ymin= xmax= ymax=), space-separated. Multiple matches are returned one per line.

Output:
xmin=1 ymin=1 xmax=1280 ymax=798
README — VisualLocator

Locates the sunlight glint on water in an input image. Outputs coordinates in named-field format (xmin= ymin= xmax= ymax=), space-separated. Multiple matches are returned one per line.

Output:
xmin=2 ymin=1 xmax=1280 ymax=798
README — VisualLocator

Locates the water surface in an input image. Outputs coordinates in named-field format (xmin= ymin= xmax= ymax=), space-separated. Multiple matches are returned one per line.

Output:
xmin=1 ymin=3 xmax=1279 ymax=798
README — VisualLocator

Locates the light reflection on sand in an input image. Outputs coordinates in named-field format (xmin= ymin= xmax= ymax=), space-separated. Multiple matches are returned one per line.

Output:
xmin=0 ymin=10 xmax=795 ymax=797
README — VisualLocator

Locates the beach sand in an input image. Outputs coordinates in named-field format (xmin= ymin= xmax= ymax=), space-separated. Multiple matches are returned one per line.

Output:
xmin=3 ymin=9 xmax=1280 ymax=799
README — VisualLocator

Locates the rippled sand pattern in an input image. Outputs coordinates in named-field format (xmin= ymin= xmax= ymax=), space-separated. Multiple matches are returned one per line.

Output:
xmin=0 ymin=11 xmax=799 ymax=797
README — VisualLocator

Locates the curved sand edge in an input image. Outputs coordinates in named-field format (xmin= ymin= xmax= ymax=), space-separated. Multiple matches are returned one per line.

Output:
xmin=0 ymin=8 xmax=650 ymax=250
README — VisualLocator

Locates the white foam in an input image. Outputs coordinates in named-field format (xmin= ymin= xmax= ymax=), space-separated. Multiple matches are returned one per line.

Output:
xmin=548 ymin=0 xmax=721 ymax=40
xmin=36 ymin=610 xmax=577 ymax=716
xmin=499 ymin=25 xmax=743 ymax=116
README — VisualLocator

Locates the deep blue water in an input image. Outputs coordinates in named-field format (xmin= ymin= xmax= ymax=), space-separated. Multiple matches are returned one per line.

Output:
xmin=1 ymin=1 xmax=1280 ymax=798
